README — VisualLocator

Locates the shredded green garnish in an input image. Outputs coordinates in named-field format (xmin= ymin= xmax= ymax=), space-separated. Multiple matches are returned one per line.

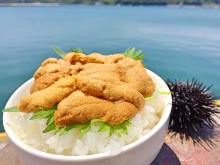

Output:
xmin=2 ymin=107 xmax=19 ymax=112
xmin=52 ymin=46 xmax=66 ymax=58
xmin=124 ymin=47 xmax=144 ymax=61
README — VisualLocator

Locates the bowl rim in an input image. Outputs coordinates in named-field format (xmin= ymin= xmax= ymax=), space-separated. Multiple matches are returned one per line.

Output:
xmin=3 ymin=69 xmax=172 ymax=162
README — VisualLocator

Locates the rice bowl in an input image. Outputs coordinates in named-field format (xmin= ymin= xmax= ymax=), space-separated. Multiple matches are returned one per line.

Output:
xmin=3 ymin=69 xmax=172 ymax=165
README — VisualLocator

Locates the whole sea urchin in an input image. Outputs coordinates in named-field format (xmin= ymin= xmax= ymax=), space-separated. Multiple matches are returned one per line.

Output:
xmin=167 ymin=79 xmax=220 ymax=144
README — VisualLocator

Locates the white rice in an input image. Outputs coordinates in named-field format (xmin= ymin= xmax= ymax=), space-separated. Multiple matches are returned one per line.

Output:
xmin=7 ymin=88 xmax=168 ymax=156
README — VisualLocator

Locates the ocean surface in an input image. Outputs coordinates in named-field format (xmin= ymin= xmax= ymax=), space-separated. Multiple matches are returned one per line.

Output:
xmin=0 ymin=5 xmax=220 ymax=131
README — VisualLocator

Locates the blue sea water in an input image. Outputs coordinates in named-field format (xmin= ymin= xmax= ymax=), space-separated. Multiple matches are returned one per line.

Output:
xmin=0 ymin=5 xmax=220 ymax=131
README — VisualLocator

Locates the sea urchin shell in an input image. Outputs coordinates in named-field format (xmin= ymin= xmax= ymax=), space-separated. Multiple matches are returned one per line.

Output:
xmin=167 ymin=79 xmax=220 ymax=143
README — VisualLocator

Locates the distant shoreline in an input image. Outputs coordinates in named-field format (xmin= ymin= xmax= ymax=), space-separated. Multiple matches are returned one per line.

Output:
xmin=0 ymin=2 xmax=220 ymax=8
xmin=0 ymin=3 xmax=60 ymax=7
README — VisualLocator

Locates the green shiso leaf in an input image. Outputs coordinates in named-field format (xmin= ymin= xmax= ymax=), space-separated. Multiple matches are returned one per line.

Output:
xmin=98 ymin=123 xmax=111 ymax=132
xmin=30 ymin=110 xmax=56 ymax=120
xmin=42 ymin=113 xmax=56 ymax=133
xmin=111 ymin=120 xmax=130 ymax=136
xmin=43 ymin=120 xmax=56 ymax=133
xmin=58 ymin=123 xmax=91 ymax=136
xmin=69 ymin=48 xmax=83 ymax=53
xmin=90 ymin=119 xmax=103 ymax=124
xmin=30 ymin=105 xmax=131 ymax=137
xmin=2 ymin=107 xmax=19 ymax=112
xmin=79 ymin=123 xmax=91 ymax=137
xmin=52 ymin=46 xmax=83 ymax=58
xmin=30 ymin=105 xmax=57 ymax=120
xmin=55 ymin=127 xmax=63 ymax=134
xmin=124 ymin=47 xmax=144 ymax=61
xmin=56 ymin=120 xmax=131 ymax=137
xmin=46 ymin=114 xmax=54 ymax=125
xmin=30 ymin=105 xmax=58 ymax=133
xmin=52 ymin=46 xmax=66 ymax=58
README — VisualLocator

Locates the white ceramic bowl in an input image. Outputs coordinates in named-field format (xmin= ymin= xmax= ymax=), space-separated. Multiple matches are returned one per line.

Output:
xmin=3 ymin=70 xmax=172 ymax=165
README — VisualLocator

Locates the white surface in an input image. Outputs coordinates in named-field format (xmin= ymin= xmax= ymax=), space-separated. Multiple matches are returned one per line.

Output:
xmin=3 ymin=70 xmax=172 ymax=165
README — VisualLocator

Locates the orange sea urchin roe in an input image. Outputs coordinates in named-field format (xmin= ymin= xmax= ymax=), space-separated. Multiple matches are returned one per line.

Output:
xmin=18 ymin=52 xmax=155 ymax=126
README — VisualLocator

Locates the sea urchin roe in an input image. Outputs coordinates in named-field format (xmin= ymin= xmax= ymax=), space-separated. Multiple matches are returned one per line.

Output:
xmin=18 ymin=52 xmax=155 ymax=126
